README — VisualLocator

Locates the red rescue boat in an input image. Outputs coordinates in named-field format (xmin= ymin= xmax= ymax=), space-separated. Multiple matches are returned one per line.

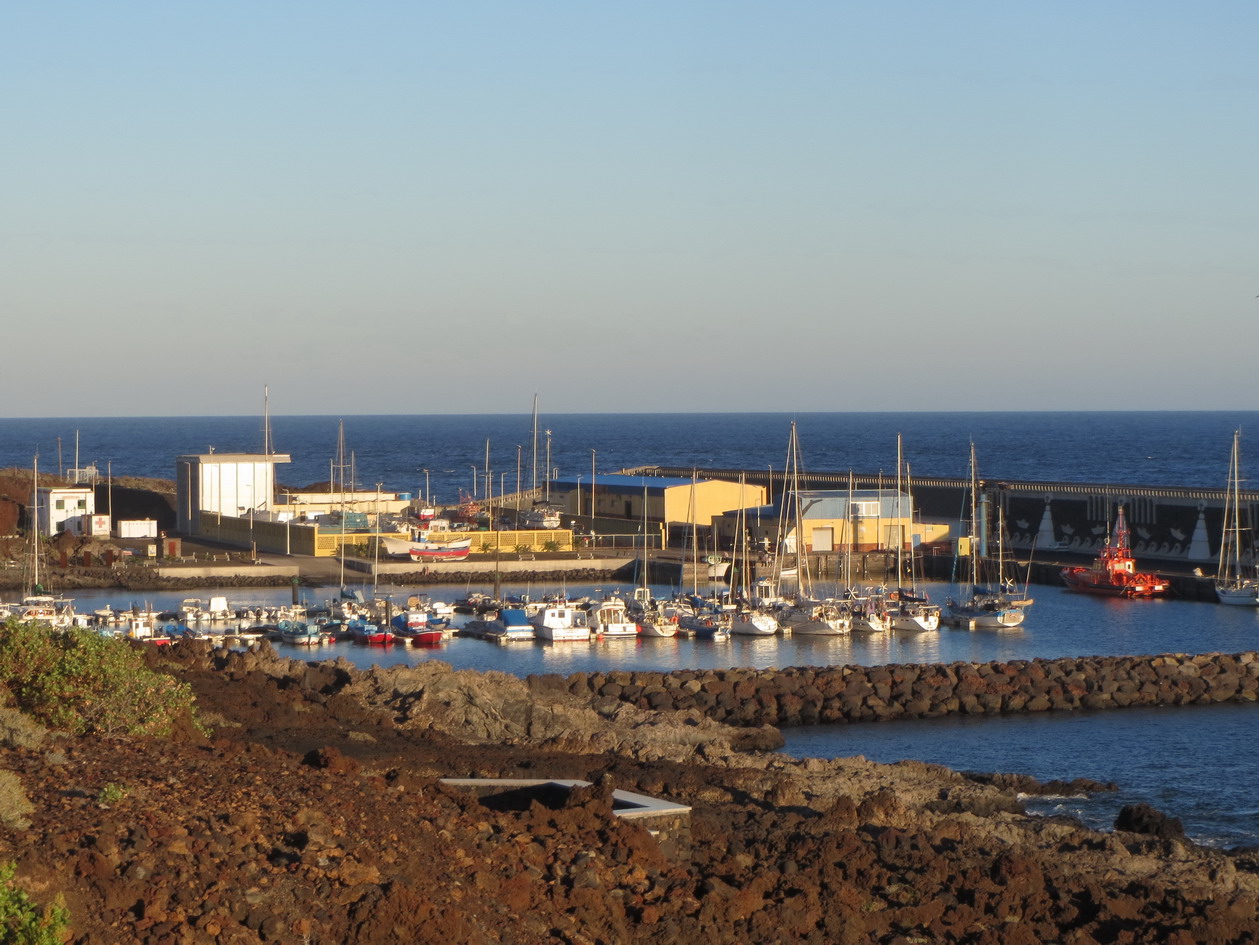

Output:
xmin=1060 ymin=506 xmax=1171 ymax=598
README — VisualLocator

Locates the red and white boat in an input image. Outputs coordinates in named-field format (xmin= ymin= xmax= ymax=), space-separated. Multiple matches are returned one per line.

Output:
xmin=379 ymin=535 xmax=473 ymax=562
xmin=1060 ymin=506 xmax=1171 ymax=598
xmin=390 ymin=609 xmax=445 ymax=645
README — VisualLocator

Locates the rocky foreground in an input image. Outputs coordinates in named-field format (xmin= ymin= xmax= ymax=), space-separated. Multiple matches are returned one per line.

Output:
xmin=1 ymin=641 xmax=1256 ymax=944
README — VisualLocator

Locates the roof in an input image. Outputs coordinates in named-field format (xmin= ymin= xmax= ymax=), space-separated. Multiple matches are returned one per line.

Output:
xmin=548 ymin=474 xmax=726 ymax=494
xmin=738 ymin=489 xmax=910 ymax=521
xmin=177 ymin=453 xmax=292 ymax=465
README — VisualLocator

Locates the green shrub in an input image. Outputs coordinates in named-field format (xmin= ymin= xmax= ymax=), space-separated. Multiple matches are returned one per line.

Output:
xmin=0 ymin=621 xmax=200 ymax=737
xmin=96 ymin=783 xmax=126 ymax=807
xmin=0 ymin=861 xmax=69 ymax=944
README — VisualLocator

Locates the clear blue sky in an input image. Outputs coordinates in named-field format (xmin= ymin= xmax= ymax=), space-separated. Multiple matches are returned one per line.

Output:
xmin=4 ymin=2 xmax=1256 ymax=416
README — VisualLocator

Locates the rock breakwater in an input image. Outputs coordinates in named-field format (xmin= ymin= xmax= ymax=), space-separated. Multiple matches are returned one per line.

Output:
xmin=562 ymin=651 xmax=1259 ymax=727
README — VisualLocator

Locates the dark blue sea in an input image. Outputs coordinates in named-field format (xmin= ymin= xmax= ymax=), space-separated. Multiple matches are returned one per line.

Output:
xmin=4 ymin=411 xmax=1259 ymax=500
xmin=4 ymin=411 xmax=1258 ymax=848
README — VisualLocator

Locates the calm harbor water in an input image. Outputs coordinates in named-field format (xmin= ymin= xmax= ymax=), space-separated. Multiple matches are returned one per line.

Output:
xmin=4 ymin=411 xmax=1259 ymax=848
xmin=51 ymin=575 xmax=1259 ymax=849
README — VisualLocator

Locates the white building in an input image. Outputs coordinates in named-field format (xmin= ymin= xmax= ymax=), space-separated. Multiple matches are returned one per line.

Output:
xmin=34 ymin=486 xmax=105 ymax=536
xmin=175 ymin=452 xmax=292 ymax=536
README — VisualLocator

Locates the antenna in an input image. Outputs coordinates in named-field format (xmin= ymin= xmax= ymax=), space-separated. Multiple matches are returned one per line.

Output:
xmin=262 ymin=385 xmax=273 ymax=456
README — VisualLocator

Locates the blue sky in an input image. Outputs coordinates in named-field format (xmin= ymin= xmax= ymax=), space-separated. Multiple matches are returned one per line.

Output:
xmin=4 ymin=2 xmax=1256 ymax=416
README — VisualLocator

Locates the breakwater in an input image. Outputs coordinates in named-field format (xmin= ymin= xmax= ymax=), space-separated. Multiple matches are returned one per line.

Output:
xmin=552 ymin=651 xmax=1259 ymax=728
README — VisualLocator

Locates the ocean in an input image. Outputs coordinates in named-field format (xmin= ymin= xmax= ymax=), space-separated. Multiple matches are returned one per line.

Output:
xmin=3 ymin=411 xmax=1259 ymax=501
xmin=4 ymin=411 xmax=1259 ymax=848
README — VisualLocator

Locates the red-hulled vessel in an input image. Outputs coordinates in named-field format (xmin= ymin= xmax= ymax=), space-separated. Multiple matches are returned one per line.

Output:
xmin=1060 ymin=505 xmax=1171 ymax=598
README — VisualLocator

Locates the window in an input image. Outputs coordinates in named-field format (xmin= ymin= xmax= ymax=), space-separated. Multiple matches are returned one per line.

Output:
xmin=55 ymin=499 xmax=64 ymax=510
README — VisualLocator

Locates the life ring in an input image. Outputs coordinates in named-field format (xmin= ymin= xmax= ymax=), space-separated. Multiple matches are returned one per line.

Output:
xmin=670 ymin=615 xmax=679 ymax=624
xmin=704 ymin=618 xmax=713 ymax=627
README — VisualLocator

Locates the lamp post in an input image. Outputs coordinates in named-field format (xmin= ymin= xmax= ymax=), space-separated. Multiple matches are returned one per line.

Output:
xmin=576 ymin=474 xmax=582 ymax=520
xmin=422 ymin=468 xmax=430 ymax=506
xmin=470 ymin=465 xmax=477 ymax=498
xmin=515 ymin=445 xmax=522 ymax=509
xmin=590 ymin=449 xmax=596 ymax=518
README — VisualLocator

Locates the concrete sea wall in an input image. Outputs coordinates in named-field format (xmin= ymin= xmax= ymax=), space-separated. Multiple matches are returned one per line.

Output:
xmin=554 ymin=651 xmax=1259 ymax=728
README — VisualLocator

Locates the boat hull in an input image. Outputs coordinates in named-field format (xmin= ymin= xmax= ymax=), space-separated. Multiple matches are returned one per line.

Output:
xmin=1060 ymin=568 xmax=1170 ymax=598
xmin=1215 ymin=582 xmax=1259 ymax=606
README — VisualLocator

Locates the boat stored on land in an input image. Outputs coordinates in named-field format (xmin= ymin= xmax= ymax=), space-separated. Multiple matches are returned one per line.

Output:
xmin=378 ymin=535 xmax=473 ymax=561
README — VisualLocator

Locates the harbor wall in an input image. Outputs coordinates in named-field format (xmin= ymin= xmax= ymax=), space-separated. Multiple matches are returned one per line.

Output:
xmin=548 ymin=651 xmax=1259 ymax=728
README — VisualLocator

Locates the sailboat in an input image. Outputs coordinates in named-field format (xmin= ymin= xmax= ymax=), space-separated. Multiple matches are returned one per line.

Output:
xmin=17 ymin=456 xmax=76 ymax=630
xmin=728 ymin=474 xmax=778 ymax=636
xmin=1213 ymin=430 xmax=1258 ymax=605
xmin=943 ymin=444 xmax=1031 ymax=628
xmin=840 ymin=469 xmax=890 ymax=634
xmin=775 ymin=423 xmax=850 ymax=635
xmin=629 ymin=482 xmax=676 ymax=637
xmin=885 ymin=439 xmax=940 ymax=632
xmin=673 ymin=471 xmax=731 ymax=639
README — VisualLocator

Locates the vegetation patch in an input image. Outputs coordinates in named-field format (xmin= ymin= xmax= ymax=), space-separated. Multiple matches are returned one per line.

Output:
xmin=0 ymin=771 xmax=33 ymax=831
xmin=0 ymin=621 xmax=201 ymax=737
xmin=0 ymin=861 xmax=69 ymax=944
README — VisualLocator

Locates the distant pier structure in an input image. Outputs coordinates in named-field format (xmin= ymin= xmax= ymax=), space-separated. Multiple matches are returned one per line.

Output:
xmin=631 ymin=465 xmax=1256 ymax=571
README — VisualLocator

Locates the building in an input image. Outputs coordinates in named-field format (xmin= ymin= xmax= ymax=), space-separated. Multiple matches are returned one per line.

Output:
xmin=715 ymin=488 xmax=951 ymax=555
xmin=175 ymin=452 xmax=292 ymax=536
xmin=34 ymin=486 xmax=107 ymax=537
xmin=547 ymin=474 xmax=767 ymax=528
xmin=274 ymin=489 xmax=413 ymax=524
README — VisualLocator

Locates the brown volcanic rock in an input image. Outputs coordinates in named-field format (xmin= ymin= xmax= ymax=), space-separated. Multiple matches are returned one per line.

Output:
xmin=0 ymin=642 xmax=1253 ymax=944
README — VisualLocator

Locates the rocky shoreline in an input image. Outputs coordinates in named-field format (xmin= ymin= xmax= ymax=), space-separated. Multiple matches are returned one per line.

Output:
xmin=565 ymin=651 xmax=1259 ymax=727
xmin=0 ymin=640 xmax=1254 ymax=943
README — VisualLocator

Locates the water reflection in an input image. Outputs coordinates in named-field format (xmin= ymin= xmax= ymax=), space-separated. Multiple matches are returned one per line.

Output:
xmin=37 ymin=579 xmax=1259 ymax=677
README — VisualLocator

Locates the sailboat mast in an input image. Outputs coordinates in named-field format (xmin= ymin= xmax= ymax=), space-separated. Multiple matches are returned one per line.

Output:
xmin=530 ymin=394 xmax=539 ymax=492
xmin=845 ymin=469 xmax=854 ymax=591
xmin=969 ymin=443 xmax=980 ymax=591
xmin=792 ymin=424 xmax=812 ymax=596
xmin=30 ymin=455 xmax=39 ymax=593
xmin=895 ymin=435 xmax=904 ymax=589
xmin=689 ymin=470 xmax=699 ymax=596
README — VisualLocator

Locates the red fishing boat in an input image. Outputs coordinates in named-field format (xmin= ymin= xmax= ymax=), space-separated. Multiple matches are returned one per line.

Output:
xmin=1060 ymin=506 xmax=1171 ymax=598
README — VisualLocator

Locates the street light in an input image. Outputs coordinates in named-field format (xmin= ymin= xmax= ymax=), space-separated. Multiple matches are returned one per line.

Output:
xmin=422 ymin=468 xmax=430 ymax=506
xmin=590 ymin=448 xmax=596 ymax=518
xmin=576 ymin=474 xmax=582 ymax=519
xmin=515 ymin=445 xmax=522 ymax=509
xmin=470 ymin=465 xmax=477 ymax=498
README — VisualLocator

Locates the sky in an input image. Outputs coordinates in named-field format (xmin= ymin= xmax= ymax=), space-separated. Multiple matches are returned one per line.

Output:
xmin=4 ymin=2 xmax=1257 ymax=417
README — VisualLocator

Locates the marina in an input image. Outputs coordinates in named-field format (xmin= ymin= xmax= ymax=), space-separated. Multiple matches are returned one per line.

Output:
xmin=4 ymin=411 xmax=1259 ymax=851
